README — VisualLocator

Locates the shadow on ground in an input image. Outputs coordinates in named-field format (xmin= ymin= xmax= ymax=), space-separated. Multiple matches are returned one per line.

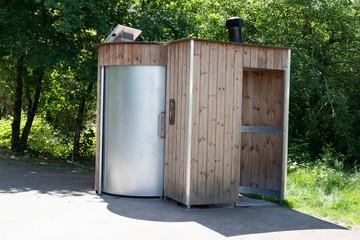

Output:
xmin=0 ymin=159 xmax=94 ymax=197
xmin=0 ymin=159 xmax=348 ymax=238
xmin=102 ymin=194 xmax=346 ymax=237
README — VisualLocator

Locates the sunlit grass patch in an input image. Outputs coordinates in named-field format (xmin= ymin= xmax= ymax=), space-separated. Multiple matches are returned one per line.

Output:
xmin=286 ymin=162 xmax=360 ymax=229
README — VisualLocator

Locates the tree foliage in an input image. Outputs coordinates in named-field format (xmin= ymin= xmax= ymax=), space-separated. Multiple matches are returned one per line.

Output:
xmin=0 ymin=0 xmax=359 ymax=167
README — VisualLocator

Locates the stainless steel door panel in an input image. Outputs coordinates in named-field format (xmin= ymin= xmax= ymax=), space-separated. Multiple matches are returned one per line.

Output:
xmin=103 ymin=66 xmax=166 ymax=196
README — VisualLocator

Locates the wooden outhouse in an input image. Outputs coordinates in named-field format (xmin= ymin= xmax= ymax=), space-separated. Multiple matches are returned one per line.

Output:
xmin=95 ymin=38 xmax=291 ymax=207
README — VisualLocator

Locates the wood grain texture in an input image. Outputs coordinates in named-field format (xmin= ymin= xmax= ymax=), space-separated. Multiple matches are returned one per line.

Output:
xmin=97 ymin=43 xmax=167 ymax=67
xmin=195 ymin=41 xmax=210 ymax=204
xmin=242 ymin=71 xmax=284 ymax=127
xmin=240 ymin=133 xmax=282 ymax=191
xmin=190 ymin=41 xmax=201 ymax=203
xmin=240 ymin=69 xmax=284 ymax=192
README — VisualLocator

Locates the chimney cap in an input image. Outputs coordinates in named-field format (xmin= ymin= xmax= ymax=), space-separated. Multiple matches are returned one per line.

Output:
xmin=226 ymin=17 xmax=244 ymax=29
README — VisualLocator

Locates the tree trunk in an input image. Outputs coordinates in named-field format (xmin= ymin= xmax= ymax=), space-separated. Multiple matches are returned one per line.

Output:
xmin=72 ymin=81 xmax=94 ymax=162
xmin=20 ymin=71 xmax=44 ymax=149
xmin=11 ymin=56 xmax=24 ymax=151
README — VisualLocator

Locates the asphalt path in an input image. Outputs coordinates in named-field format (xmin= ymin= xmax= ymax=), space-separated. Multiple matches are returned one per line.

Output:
xmin=0 ymin=159 xmax=359 ymax=240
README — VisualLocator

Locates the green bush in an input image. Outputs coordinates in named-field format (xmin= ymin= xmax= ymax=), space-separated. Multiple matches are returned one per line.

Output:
xmin=0 ymin=115 xmax=95 ymax=162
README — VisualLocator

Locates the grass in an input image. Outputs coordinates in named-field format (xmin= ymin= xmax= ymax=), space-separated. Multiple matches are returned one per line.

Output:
xmin=285 ymin=162 xmax=360 ymax=229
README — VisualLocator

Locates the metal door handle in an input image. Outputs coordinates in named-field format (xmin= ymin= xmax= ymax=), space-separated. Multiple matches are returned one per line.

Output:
xmin=159 ymin=112 xmax=166 ymax=138
xmin=169 ymin=99 xmax=175 ymax=125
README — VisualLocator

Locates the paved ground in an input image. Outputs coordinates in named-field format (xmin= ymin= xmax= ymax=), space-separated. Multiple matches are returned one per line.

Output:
xmin=0 ymin=159 xmax=359 ymax=240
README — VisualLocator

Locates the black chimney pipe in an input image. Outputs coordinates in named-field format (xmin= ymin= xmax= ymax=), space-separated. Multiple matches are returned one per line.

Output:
xmin=226 ymin=17 xmax=244 ymax=43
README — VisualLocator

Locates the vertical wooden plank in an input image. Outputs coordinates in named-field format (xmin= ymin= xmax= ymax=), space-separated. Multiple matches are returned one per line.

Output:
xmin=282 ymin=49 xmax=288 ymax=70
xmin=164 ymin=44 xmax=174 ymax=198
xmin=131 ymin=44 xmax=141 ymax=65
xmin=170 ymin=44 xmax=177 ymax=199
xmin=175 ymin=42 xmax=184 ymax=202
xmin=250 ymin=133 xmax=260 ymax=187
xmin=190 ymin=41 xmax=201 ymax=204
xmin=109 ymin=44 xmax=117 ymax=65
xmin=160 ymin=45 xmax=168 ymax=66
xmin=142 ymin=44 xmax=151 ymax=65
xmin=274 ymin=49 xmax=282 ymax=69
xmin=240 ymin=133 xmax=249 ymax=188
xmin=103 ymin=45 xmax=110 ymax=65
xmin=171 ymin=43 xmax=180 ymax=201
xmin=206 ymin=42 xmax=218 ymax=203
xmin=123 ymin=43 xmax=132 ymax=65
xmin=266 ymin=48 xmax=275 ymax=69
xmin=274 ymin=71 xmax=284 ymax=127
xmin=215 ymin=43 xmax=226 ymax=203
xmin=258 ymin=47 xmax=267 ymax=69
xmin=257 ymin=134 xmax=268 ymax=188
xmin=116 ymin=44 xmax=124 ymax=65
xmin=150 ymin=44 xmax=160 ymax=65
xmin=242 ymin=71 xmax=250 ymax=126
xmin=223 ymin=44 xmax=235 ymax=203
xmin=197 ymin=41 xmax=210 ymax=204
xmin=250 ymin=47 xmax=259 ymax=68
xmin=242 ymin=46 xmax=251 ymax=68
xmin=232 ymin=45 xmax=242 ymax=201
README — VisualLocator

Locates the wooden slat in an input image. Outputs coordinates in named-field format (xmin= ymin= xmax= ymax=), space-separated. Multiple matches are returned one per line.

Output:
xmin=150 ymin=44 xmax=160 ymax=65
xmin=190 ymin=41 xmax=201 ymax=204
xmin=223 ymin=44 xmax=235 ymax=203
xmin=274 ymin=49 xmax=282 ymax=70
xmin=164 ymin=44 xmax=174 ymax=198
xmin=266 ymin=48 xmax=275 ymax=69
xmin=206 ymin=42 xmax=219 ymax=203
xmin=250 ymin=47 xmax=259 ymax=68
xmin=103 ymin=45 xmax=110 ymax=66
xmin=232 ymin=45 xmax=242 ymax=200
xmin=282 ymin=49 xmax=289 ymax=70
xmin=215 ymin=43 xmax=226 ymax=203
xmin=142 ymin=44 xmax=151 ymax=65
xmin=197 ymin=41 xmax=210 ymax=204
xmin=242 ymin=71 xmax=283 ymax=127
xmin=258 ymin=48 xmax=267 ymax=69
xmin=179 ymin=41 xmax=189 ymax=203
xmin=123 ymin=43 xmax=131 ymax=65
xmin=241 ymin=133 xmax=282 ymax=190
xmin=109 ymin=44 xmax=116 ymax=65
xmin=243 ymin=46 xmax=251 ymax=68
xmin=160 ymin=45 xmax=168 ymax=66
xmin=131 ymin=44 xmax=141 ymax=65
xmin=115 ymin=44 xmax=124 ymax=65
xmin=175 ymin=43 xmax=183 ymax=202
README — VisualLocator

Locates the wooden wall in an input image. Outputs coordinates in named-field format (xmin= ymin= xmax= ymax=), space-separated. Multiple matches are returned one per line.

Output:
xmin=164 ymin=40 xmax=243 ymax=205
xmin=95 ymin=43 xmax=167 ymax=191
xmin=164 ymin=41 xmax=191 ymax=204
xmin=240 ymin=70 xmax=284 ymax=192
xmin=164 ymin=40 xmax=290 ymax=205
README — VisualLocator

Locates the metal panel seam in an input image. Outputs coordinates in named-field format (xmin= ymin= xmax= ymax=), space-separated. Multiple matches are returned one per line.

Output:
xmin=281 ymin=50 xmax=291 ymax=200
xmin=185 ymin=40 xmax=194 ymax=207
xmin=98 ymin=66 xmax=105 ymax=194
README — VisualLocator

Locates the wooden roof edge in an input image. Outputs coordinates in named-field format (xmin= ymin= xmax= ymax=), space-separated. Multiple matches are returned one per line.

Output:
xmin=166 ymin=38 xmax=295 ymax=50
xmin=94 ymin=37 xmax=295 ymax=50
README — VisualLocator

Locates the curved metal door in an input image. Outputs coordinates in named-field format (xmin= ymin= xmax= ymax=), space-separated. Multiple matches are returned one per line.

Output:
xmin=102 ymin=66 xmax=166 ymax=196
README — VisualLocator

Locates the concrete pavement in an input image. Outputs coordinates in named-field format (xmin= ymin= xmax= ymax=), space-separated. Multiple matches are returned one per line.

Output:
xmin=0 ymin=159 xmax=359 ymax=240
